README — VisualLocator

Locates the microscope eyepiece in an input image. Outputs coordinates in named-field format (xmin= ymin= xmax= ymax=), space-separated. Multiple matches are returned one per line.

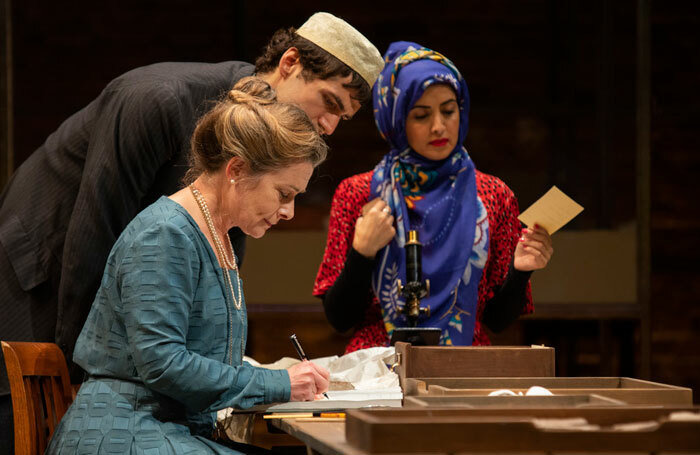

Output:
xmin=405 ymin=230 xmax=422 ymax=284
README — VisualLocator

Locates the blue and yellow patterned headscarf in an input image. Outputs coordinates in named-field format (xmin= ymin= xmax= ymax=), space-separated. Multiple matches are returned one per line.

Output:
xmin=370 ymin=41 xmax=489 ymax=346
xmin=373 ymin=42 xmax=469 ymax=152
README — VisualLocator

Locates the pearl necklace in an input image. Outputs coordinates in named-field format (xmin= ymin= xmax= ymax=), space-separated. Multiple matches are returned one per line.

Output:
xmin=189 ymin=184 xmax=242 ymax=311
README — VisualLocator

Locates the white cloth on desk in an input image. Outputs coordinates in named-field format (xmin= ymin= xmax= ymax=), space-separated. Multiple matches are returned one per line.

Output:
xmin=243 ymin=346 xmax=399 ymax=393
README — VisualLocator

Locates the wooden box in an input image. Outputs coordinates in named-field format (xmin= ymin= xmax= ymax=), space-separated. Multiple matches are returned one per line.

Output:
xmin=404 ymin=393 xmax=625 ymax=408
xmin=393 ymin=342 xmax=555 ymax=389
xmin=345 ymin=407 xmax=700 ymax=453
xmin=405 ymin=376 xmax=693 ymax=405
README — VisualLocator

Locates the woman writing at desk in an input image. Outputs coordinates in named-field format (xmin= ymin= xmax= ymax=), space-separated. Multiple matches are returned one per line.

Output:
xmin=314 ymin=42 xmax=553 ymax=353
xmin=48 ymin=77 xmax=330 ymax=454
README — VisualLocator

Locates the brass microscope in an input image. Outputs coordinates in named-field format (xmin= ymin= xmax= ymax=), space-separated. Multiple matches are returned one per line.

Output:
xmin=390 ymin=230 xmax=441 ymax=346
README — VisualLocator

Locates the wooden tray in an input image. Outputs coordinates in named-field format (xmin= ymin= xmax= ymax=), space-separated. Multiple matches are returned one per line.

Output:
xmin=404 ymin=393 xmax=625 ymax=408
xmin=393 ymin=342 xmax=555 ymax=389
xmin=345 ymin=407 xmax=700 ymax=453
xmin=405 ymin=376 xmax=693 ymax=405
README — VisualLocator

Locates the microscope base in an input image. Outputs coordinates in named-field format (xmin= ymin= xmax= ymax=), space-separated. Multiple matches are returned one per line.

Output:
xmin=389 ymin=327 xmax=441 ymax=346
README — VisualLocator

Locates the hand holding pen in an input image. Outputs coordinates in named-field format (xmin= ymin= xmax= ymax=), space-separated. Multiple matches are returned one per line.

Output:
xmin=286 ymin=334 xmax=330 ymax=402
xmin=290 ymin=334 xmax=330 ymax=400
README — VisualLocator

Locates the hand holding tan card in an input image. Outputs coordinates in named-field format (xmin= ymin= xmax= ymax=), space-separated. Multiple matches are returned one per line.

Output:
xmin=517 ymin=186 xmax=584 ymax=234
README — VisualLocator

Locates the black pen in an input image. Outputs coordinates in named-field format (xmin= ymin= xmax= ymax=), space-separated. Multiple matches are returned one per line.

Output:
xmin=290 ymin=334 xmax=329 ymax=399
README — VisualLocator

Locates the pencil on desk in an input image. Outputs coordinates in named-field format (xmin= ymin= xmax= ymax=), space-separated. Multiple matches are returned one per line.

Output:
xmin=263 ymin=412 xmax=346 ymax=420
xmin=263 ymin=413 xmax=313 ymax=419
xmin=295 ymin=417 xmax=345 ymax=422
xmin=316 ymin=412 xmax=345 ymax=418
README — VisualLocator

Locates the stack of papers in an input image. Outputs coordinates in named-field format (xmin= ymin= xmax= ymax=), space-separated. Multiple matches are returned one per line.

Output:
xmin=221 ymin=347 xmax=402 ymax=415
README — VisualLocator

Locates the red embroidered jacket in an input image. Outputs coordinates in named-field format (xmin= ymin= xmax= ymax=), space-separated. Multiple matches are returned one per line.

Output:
xmin=313 ymin=170 xmax=533 ymax=353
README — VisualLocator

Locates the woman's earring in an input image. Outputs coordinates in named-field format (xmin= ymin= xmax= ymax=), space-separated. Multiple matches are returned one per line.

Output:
xmin=230 ymin=179 xmax=236 ymax=184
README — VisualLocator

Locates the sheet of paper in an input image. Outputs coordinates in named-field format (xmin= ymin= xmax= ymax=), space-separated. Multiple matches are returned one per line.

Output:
xmin=517 ymin=186 xmax=584 ymax=234
xmin=325 ymin=388 xmax=403 ymax=401
xmin=255 ymin=397 xmax=402 ymax=413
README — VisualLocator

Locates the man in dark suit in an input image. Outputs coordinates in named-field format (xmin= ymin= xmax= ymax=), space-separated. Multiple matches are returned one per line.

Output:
xmin=0 ymin=12 xmax=382 ymax=452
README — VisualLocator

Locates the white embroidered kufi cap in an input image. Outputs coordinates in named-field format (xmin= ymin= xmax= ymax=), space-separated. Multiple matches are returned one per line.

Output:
xmin=296 ymin=12 xmax=383 ymax=87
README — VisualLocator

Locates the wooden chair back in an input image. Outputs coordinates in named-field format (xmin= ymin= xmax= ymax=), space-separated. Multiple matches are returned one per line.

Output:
xmin=1 ymin=341 xmax=74 ymax=455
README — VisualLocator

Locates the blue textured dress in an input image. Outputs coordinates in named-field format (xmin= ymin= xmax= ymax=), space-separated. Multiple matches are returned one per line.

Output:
xmin=47 ymin=197 xmax=291 ymax=454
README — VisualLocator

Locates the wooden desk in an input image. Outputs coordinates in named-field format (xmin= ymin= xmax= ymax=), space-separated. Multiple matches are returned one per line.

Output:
xmin=270 ymin=419 xmax=363 ymax=455
xmin=270 ymin=408 xmax=700 ymax=455
xmin=270 ymin=418 xmax=557 ymax=455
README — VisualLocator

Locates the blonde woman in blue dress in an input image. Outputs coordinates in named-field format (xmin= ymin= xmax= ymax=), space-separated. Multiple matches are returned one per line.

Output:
xmin=47 ymin=77 xmax=330 ymax=454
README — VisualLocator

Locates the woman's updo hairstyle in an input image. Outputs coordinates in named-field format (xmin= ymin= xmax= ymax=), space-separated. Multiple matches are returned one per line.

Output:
xmin=186 ymin=76 xmax=327 ymax=183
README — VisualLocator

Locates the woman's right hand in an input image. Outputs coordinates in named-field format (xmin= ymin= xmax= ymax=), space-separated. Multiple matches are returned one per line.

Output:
xmin=287 ymin=361 xmax=330 ymax=401
xmin=352 ymin=198 xmax=396 ymax=258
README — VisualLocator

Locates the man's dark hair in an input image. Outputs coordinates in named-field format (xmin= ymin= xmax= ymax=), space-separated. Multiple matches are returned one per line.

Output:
xmin=255 ymin=27 xmax=371 ymax=104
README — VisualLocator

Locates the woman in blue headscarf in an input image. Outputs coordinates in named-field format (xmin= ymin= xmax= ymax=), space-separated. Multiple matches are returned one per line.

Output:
xmin=313 ymin=42 xmax=553 ymax=352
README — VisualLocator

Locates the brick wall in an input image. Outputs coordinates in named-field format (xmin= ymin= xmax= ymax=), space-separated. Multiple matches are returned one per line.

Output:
xmin=648 ymin=1 xmax=700 ymax=395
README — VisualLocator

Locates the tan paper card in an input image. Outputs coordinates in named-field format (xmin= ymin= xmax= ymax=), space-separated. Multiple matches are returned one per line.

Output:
xmin=518 ymin=186 xmax=584 ymax=234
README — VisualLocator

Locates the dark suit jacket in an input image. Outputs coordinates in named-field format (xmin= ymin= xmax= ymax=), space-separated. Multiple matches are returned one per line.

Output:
xmin=0 ymin=61 xmax=253 ymax=387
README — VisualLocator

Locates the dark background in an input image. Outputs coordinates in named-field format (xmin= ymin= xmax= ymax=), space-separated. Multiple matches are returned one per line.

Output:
xmin=3 ymin=1 xmax=699 ymax=397
xmin=11 ymin=0 xmax=641 ymax=225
